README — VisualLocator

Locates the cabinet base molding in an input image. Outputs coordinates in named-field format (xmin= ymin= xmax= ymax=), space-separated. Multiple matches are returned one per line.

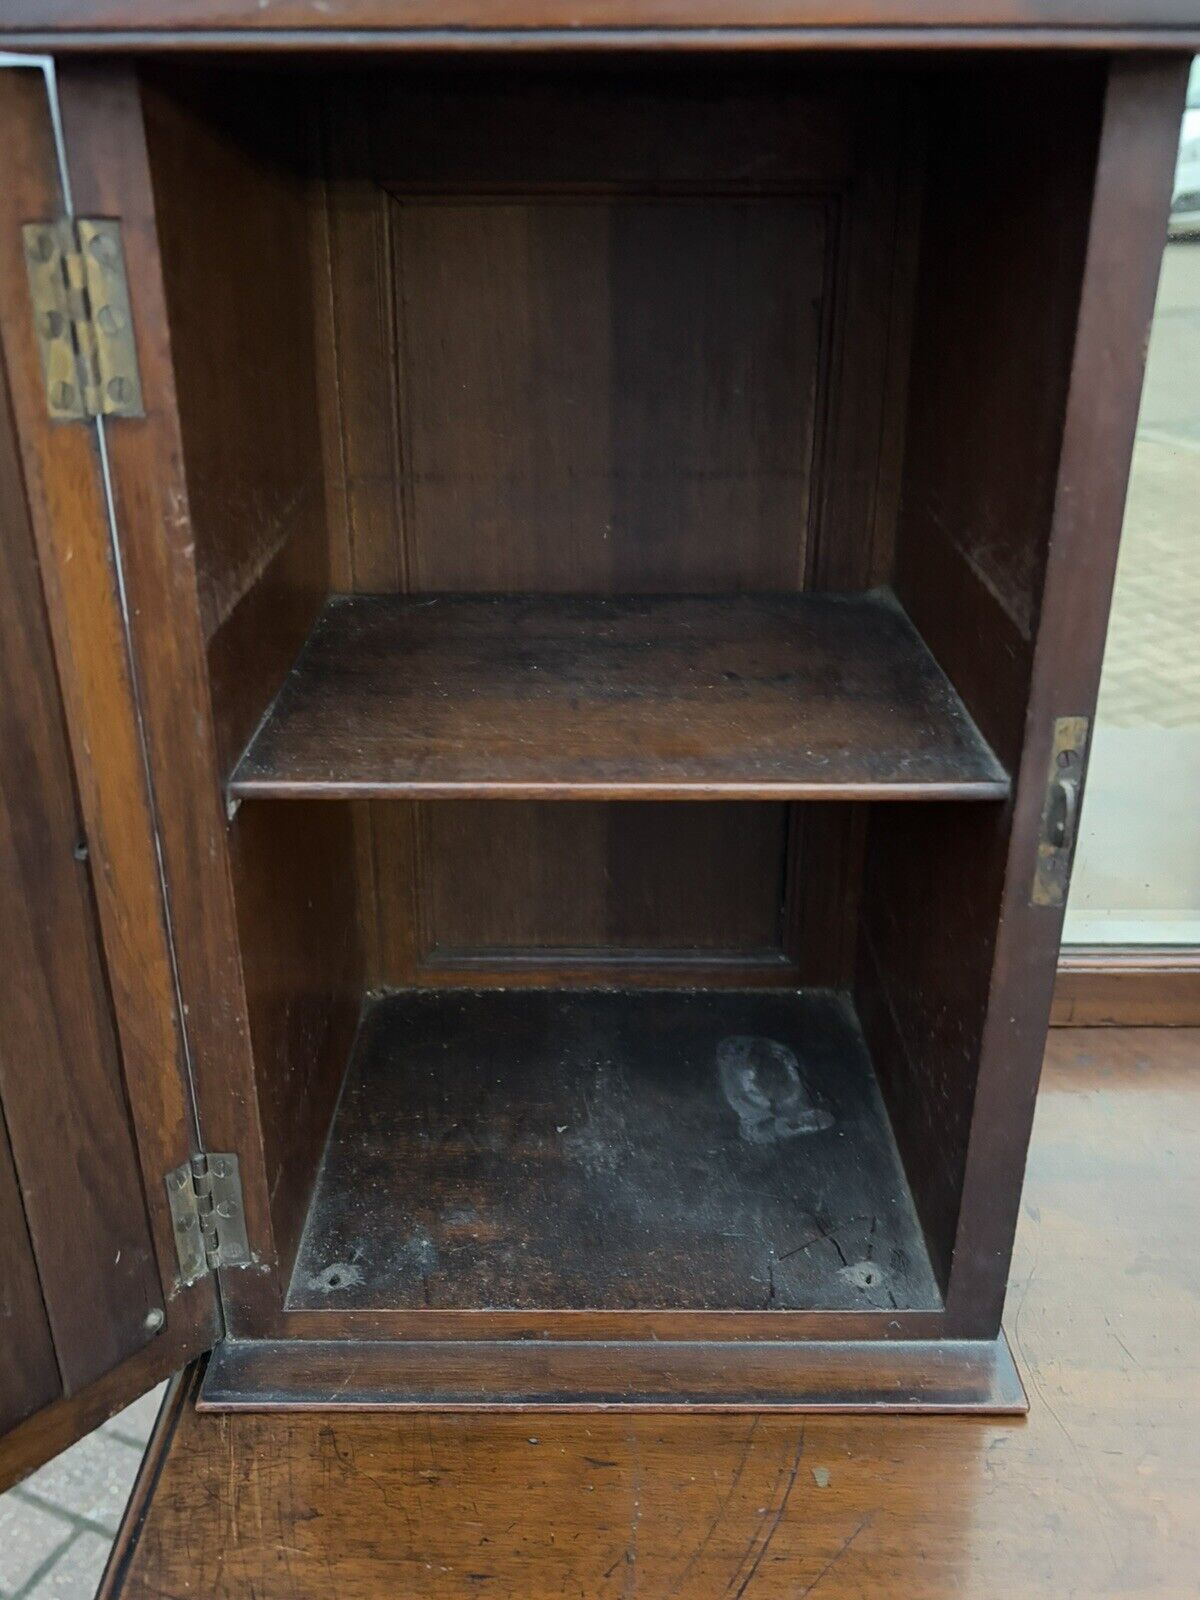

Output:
xmin=197 ymin=1336 xmax=1026 ymax=1415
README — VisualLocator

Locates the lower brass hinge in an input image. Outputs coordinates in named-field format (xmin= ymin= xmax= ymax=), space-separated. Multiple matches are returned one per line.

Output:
xmin=22 ymin=218 xmax=143 ymax=421
xmin=166 ymin=1153 xmax=251 ymax=1287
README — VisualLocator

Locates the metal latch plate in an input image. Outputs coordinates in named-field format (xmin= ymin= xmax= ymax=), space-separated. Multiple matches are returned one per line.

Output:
xmin=166 ymin=1153 xmax=250 ymax=1286
xmin=1031 ymin=715 xmax=1089 ymax=907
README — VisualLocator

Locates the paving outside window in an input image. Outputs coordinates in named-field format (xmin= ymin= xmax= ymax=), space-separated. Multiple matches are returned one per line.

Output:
xmin=0 ymin=1385 xmax=165 ymax=1600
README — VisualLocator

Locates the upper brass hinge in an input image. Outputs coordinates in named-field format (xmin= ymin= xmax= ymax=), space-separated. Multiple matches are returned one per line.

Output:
xmin=22 ymin=218 xmax=144 ymax=422
xmin=165 ymin=1153 xmax=251 ymax=1288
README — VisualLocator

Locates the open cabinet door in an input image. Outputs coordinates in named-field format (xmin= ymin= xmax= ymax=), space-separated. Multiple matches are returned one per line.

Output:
xmin=0 ymin=56 xmax=220 ymax=1490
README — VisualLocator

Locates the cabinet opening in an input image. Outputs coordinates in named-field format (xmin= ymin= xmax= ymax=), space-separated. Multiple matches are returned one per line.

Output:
xmin=136 ymin=53 xmax=1105 ymax=1331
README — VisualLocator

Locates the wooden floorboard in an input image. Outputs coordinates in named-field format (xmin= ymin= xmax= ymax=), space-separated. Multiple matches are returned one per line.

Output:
xmin=107 ymin=1028 xmax=1200 ymax=1597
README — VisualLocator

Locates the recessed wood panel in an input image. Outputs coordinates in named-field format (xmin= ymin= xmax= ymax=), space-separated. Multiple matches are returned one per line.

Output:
xmin=417 ymin=801 xmax=787 ymax=958
xmin=389 ymin=195 xmax=823 ymax=591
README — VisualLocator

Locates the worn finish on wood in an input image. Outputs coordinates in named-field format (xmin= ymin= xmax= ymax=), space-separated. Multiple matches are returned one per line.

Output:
xmin=0 ymin=64 xmax=219 ymax=1462
xmin=200 ymin=1335 xmax=1022 ymax=1412
xmin=5 ymin=0 xmax=1200 ymax=44
xmin=1053 ymin=946 xmax=1200 ymax=1026
xmin=0 ymin=333 xmax=162 ymax=1391
xmin=107 ymin=1031 xmax=1200 ymax=1596
xmin=0 ymin=1111 xmax=59 ymax=1437
xmin=232 ymin=593 xmax=1007 ymax=801
xmin=53 ymin=60 xmax=309 ymax=1338
xmin=288 ymin=989 xmax=938 ymax=1314
xmin=0 ymin=67 xmax=210 ymax=1327
xmin=0 ymin=1324 xmax=187 ymax=1497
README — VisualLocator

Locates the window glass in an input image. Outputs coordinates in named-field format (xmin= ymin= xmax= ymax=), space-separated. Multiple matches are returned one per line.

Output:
xmin=1065 ymin=60 xmax=1200 ymax=945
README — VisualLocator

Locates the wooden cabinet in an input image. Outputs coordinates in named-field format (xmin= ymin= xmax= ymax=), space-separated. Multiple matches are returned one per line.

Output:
xmin=0 ymin=6 xmax=1191 ymax=1496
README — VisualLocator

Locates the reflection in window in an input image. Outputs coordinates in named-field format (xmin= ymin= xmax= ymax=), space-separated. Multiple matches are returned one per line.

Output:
xmin=1065 ymin=59 xmax=1200 ymax=945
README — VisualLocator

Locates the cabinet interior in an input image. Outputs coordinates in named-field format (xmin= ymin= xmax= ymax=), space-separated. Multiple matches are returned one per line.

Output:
xmin=138 ymin=54 xmax=1103 ymax=1329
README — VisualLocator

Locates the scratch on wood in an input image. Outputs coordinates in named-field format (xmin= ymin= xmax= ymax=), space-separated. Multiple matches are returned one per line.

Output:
xmin=726 ymin=1427 xmax=805 ymax=1599
xmin=798 ymin=1513 xmax=873 ymax=1598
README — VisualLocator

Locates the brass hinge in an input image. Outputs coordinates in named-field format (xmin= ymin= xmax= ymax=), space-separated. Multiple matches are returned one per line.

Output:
xmin=1031 ymin=715 xmax=1090 ymax=907
xmin=22 ymin=218 xmax=143 ymax=422
xmin=165 ymin=1153 xmax=251 ymax=1287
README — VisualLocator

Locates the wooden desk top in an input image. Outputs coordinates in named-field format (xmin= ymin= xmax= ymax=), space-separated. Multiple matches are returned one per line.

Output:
xmin=2 ymin=2 xmax=1199 ymax=48
xmin=105 ymin=1027 xmax=1200 ymax=1598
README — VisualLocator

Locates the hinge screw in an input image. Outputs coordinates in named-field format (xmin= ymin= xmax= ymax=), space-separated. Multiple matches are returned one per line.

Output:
xmin=51 ymin=380 xmax=76 ymax=411
xmin=28 ymin=231 xmax=55 ymax=263
xmin=88 ymin=232 xmax=119 ymax=269
xmin=144 ymin=1308 xmax=165 ymax=1333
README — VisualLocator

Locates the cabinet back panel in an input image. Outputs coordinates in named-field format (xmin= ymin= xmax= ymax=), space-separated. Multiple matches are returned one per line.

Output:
xmin=387 ymin=196 xmax=822 ymax=592
xmin=311 ymin=64 xmax=902 ymax=979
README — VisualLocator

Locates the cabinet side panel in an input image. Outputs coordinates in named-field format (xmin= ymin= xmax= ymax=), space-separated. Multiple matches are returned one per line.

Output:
xmin=133 ymin=67 xmax=367 ymax=1317
xmin=857 ymin=60 xmax=1106 ymax=1292
xmin=943 ymin=56 xmax=1190 ymax=1332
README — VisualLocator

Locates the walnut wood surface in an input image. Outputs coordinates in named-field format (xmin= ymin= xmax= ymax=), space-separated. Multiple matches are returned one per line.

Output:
xmin=106 ymin=1029 xmax=1200 ymax=1597
xmin=4 ymin=0 xmax=1200 ymax=46
xmin=199 ymin=1335 xmax=1023 ymax=1412
xmin=52 ymin=61 xmax=314 ymax=1340
xmin=230 ymin=593 xmax=1008 ymax=800
xmin=854 ymin=57 xmax=1186 ymax=1331
xmin=0 ymin=316 xmax=161 ymax=1392
xmin=0 ymin=1113 xmax=58 ymax=1437
xmin=0 ymin=64 xmax=220 ymax=1470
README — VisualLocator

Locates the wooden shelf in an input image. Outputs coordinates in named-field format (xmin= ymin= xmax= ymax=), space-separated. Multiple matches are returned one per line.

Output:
xmin=287 ymin=988 xmax=941 ymax=1314
xmin=229 ymin=592 xmax=1008 ymax=802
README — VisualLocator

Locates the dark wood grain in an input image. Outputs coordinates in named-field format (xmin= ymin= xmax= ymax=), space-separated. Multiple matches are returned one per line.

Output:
xmin=940 ymin=56 xmax=1190 ymax=1336
xmin=54 ymin=61 xmax=312 ymax=1338
xmin=0 ymin=333 xmax=162 ymax=1390
xmin=107 ymin=1030 xmax=1200 ymax=1596
xmin=852 ymin=55 xmax=1180 ymax=1322
xmin=287 ymin=988 xmax=938 ymax=1315
xmin=0 ymin=1322 xmax=189 ymax=1496
xmin=0 ymin=1110 xmax=59 ymax=1437
xmin=4 ymin=0 xmax=1200 ymax=44
xmin=412 ymin=801 xmax=790 ymax=970
xmin=140 ymin=69 xmax=333 ymax=775
xmin=231 ymin=593 xmax=1008 ymax=801
xmin=0 ymin=66 xmax=219 ymax=1435
xmin=200 ymin=1335 xmax=1021 ymax=1412
xmin=378 ymin=194 xmax=824 ymax=595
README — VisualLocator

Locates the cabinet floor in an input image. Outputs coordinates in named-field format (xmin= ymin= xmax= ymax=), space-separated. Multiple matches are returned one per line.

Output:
xmin=287 ymin=988 xmax=940 ymax=1313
